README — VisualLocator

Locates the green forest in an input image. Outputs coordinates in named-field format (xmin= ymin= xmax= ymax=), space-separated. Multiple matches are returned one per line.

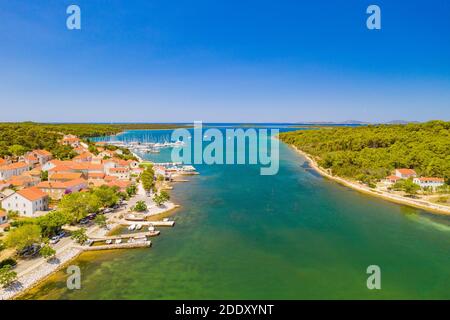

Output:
xmin=279 ymin=121 xmax=450 ymax=184
xmin=0 ymin=122 xmax=188 ymax=159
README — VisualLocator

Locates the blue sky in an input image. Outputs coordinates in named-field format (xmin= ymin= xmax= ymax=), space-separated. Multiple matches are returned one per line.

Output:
xmin=0 ymin=0 xmax=449 ymax=122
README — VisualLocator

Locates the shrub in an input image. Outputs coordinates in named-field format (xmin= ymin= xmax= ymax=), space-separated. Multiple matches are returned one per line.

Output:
xmin=0 ymin=258 xmax=17 ymax=268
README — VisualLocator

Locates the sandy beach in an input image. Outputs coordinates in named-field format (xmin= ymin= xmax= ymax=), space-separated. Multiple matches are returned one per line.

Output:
xmin=290 ymin=145 xmax=450 ymax=216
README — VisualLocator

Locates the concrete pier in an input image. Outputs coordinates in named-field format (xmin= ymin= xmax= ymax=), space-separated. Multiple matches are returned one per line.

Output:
xmin=80 ymin=241 xmax=152 ymax=251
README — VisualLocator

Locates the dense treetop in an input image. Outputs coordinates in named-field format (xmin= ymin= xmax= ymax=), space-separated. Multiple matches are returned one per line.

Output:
xmin=279 ymin=121 xmax=450 ymax=183
xmin=0 ymin=122 xmax=187 ymax=159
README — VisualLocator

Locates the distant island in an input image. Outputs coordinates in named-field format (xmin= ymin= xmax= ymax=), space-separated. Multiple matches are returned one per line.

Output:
xmin=280 ymin=120 xmax=450 ymax=214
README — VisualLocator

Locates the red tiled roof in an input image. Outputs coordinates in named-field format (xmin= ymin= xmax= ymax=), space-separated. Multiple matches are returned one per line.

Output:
xmin=74 ymin=152 xmax=93 ymax=159
xmin=108 ymin=180 xmax=131 ymax=189
xmin=50 ymin=172 xmax=83 ymax=180
xmin=0 ymin=162 xmax=30 ymax=171
xmin=63 ymin=178 xmax=87 ymax=188
xmin=17 ymin=187 xmax=47 ymax=201
xmin=71 ymin=163 xmax=104 ymax=171
xmin=396 ymin=169 xmax=416 ymax=175
xmin=37 ymin=181 xmax=66 ymax=189
xmin=88 ymin=172 xmax=105 ymax=179
xmin=25 ymin=155 xmax=38 ymax=161
xmin=33 ymin=149 xmax=52 ymax=157
xmin=386 ymin=175 xmax=401 ymax=180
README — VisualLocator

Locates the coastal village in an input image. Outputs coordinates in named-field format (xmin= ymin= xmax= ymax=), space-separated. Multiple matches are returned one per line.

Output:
xmin=0 ymin=133 xmax=197 ymax=299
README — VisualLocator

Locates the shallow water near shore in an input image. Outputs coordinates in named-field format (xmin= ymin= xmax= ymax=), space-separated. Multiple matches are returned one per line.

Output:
xmin=21 ymin=128 xmax=450 ymax=299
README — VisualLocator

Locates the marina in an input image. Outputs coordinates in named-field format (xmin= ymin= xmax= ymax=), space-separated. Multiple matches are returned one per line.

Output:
xmin=102 ymin=140 xmax=185 ymax=154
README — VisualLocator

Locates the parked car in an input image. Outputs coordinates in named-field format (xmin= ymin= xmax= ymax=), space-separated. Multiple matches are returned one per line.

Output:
xmin=79 ymin=218 xmax=89 ymax=225
xmin=19 ymin=244 xmax=41 ymax=258
xmin=49 ymin=236 xmax=60 ymax=244
xmin=57 ymin=231 xmax=67 ymax=238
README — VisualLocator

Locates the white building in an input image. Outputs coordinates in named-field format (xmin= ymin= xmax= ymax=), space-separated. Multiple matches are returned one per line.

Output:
xmin=108 ymin=167 xmax=130 ymax=180
xmin=0 ymin=162 xmax=32 ymax=180
xmin=37 ymin=178 xmax=87 ymax=200
xmin=32 ymin=149 xmax=53 ymax=165
xmin=395 ymin=169 xmax=417 ymax=179
xmin=1 ymin=187 xmax=49 ymax=217
xmin=413 ymin=177 xmax=445 ymax=190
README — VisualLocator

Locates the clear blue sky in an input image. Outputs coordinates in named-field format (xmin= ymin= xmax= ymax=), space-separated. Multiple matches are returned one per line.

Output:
xmin=0 ymin=0 xmax=449 ymax=123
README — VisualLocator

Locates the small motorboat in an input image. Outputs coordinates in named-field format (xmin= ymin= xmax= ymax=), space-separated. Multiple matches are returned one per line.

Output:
xmin=136 ymin=224 xmax=142 ymax=230
xmin=115 ymin=239 xmax=122 ymax=244
xmin=163 ymin=218 xmax=170 ymax=222
xmin=128 ymin=224 xmax=136 ymax=231
xmin=105 ymin=239 xmax=112 ymax=245
xmin=148 ymin=226 xmax=155 ymax=232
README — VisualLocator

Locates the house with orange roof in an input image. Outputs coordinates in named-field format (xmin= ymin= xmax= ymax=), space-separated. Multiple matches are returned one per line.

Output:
xmin=70 ymin=163 xmax=104 ymax=176
xmin=395 ymin=169 xmax=417 ymax=179
xmin=61 ymin=135 xmax=81 ymax=147
xmin=0 ymin=158 xmax=7 ymax=166
xmin=88 ymin=172 xmax=106 ymax=180
xmin=37 ymin=178 xmax=88 ymax=200
xmin=104 ymin=175 xmax=118 ymax=182
xmin=49 ymin=172 xmax=83 ymax=182
xmin=413 ymin=177 xmax=445 ymax=190
xmin=107 ymin=180 xmax=132 ymax=192
xmin=32 ymin=149 xmax=53 ymax=165
xmin=23 ymin=154 xmax=39 ymax=166
xmin=0 ymin=162 xmax=32 ymax=180
xmin=108 ymin=167 xmax=130 ymax=180
xmin=42 ymin=159 xmax=76 ymax=171
xmin=73 ymin=152 xmax=94 ymax=163
xmin=1 ymin=187 xmax=49 ymax=217
xmin=384 ymin=175 xmax=402 ymax=185
xmin=6 ymin=174 xmax=37 ymax=189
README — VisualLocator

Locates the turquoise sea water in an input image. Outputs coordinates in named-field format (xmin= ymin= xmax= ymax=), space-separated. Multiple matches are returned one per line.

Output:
xmin=22 ymin=128 xmax=450 ymax=299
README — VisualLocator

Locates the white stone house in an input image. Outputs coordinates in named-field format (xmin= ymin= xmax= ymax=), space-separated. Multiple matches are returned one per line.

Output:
xmin=0 ymin=162 xmax=32 ymax=180
xmin=395 ymin=169 xmax=417 ymax=179
xmin=413 ymin=177 xmax=445 ymax=190
xmin=1 ymin=187 xmax=49 ymax=217
xmin=108 ymin=167 xmax=130 ymax=180
xmin=32 ymin=149 xmax=53 ymax=165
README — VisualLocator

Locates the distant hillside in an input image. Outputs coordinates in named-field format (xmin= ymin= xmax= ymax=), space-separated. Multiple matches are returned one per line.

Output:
xmin=279 ymin=121 xmax=450 ymax=183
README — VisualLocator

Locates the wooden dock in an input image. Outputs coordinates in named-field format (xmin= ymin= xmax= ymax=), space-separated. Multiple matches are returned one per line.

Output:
xmin=149 ymin=221 xmax=175 ymax=227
